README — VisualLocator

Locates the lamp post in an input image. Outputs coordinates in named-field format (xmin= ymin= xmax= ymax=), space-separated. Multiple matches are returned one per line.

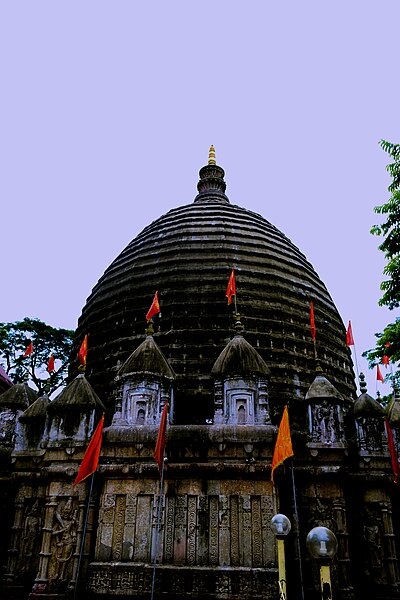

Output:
xmin=306 ymin=526 xmax=338 ymax=600
xmin=271 ymin=513 xmax=291 ymax=600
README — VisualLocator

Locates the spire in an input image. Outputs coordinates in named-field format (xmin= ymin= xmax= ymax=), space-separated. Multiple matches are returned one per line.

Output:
xmin=208 ymin=145 xmax=216 ymax=165
xmin=233 ymin=313 xmax=245 ymax=336
xmin=194 ymin=146 xmax=229 ymax=203
xmin=146 ymin=320 xmax=155 ymax=336
xmin=359 ymin=372 xmax=367 ymax=395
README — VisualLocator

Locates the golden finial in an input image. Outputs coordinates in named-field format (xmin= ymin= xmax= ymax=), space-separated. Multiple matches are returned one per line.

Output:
xmin=208 ymin=145 xmax=216 ymax=165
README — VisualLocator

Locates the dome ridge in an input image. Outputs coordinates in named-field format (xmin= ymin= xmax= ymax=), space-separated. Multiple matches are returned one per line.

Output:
xmin=212 ymin=334 xmax=270 ymax=377
xmin=76 ymin=155 xmax=355 ymax=425
xmin=117 ymin=335 xmax=175 ymax=379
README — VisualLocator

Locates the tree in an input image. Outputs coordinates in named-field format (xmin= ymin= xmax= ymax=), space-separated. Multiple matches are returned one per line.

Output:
xmin=0 ymin=318 xmax=75 ymax=397
xmin=364 ymin=140 xmax=400 ymax=385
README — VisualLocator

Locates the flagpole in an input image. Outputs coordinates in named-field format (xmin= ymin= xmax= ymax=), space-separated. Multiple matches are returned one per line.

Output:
xmin=73 ymin=472 xmax=95 ymax=600
xmin=150 ymin=459 xmax=165 ymax=600
xmin=290 ymin=462 xmax=305 ymax=600
xmin=351 ymin=344 xmax=360 ymax=395
xmin=234 ymin=294 xmax=238 ymax=316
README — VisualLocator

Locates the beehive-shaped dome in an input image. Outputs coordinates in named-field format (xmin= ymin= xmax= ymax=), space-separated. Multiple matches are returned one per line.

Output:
xmin=76 ymin=151 xmax=355 ymax=424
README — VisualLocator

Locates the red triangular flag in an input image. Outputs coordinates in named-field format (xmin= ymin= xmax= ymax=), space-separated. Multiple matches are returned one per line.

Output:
xmin=309 ymin=301 xmax=316 ymax=341
xmin=78 ymin=334 xmax=88 ymax=368
xmin=47 ymin=354 xmax=55 ymax=374
xmin=385 ymin=417 xmax=400 ymax=484
xmin=271 ymin=405 xmax=294 ymax=483
xmin=74 ymin=414 xmax=104 ymax=485
xmin=154 ymin=402 xmax=168 ymax=475
xmin=346 ymin=321 xmax=355 ymax=346
xmin=23 ymin=341 xmax=33 ymax=357
xmin=146 ymin=291 xmax=160 ymax=321
xmin=377 ymin=363 xmax=384 ymax=383
xmin=226 ymin=268 xmax=236 ymax=305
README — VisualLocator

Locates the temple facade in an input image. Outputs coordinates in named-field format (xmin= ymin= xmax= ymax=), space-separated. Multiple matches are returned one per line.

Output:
xmin=1 ymin=149 xmax=400 ymax=600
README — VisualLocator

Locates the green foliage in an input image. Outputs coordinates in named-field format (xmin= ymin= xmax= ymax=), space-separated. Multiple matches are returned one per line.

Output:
xmin=371 ymin=140 xmax=400 ymax=309
xmin=362 ymin=319 xmax=400 ymax=384
xmin=0 ymin=318 xmax=74 ymax=397
xmin=364 ymin=140 xmax=400 ymax=385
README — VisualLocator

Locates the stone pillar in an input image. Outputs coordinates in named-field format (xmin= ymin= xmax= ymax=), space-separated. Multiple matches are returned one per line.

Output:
xmin=70 ymin=493 xmax=88 ymax=588
xmin=4 ymin=490 xmax=25 ymax=581
xmin=32 ymin=495 xmax=58 ymax=593
xmin=332 ymin=498 xmax=353 ymax=593
xmin=381 ymin=502 xmax=400 ymax=585
xmin=213 ymin=380 xmax=223 ymax=424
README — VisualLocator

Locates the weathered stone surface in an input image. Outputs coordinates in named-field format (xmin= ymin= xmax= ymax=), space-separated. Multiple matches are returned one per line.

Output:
xmin=75 ymin=161 xmax=355 ymax=427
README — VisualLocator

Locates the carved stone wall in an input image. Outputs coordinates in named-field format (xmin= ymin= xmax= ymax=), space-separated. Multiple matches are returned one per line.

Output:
xmin=95 ymin=478 xmax=277 ymax=570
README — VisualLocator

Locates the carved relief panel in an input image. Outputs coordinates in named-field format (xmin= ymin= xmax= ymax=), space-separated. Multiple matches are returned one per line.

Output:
xmin=356 ymin=417 xmax=386 ymax=454
xmin=48 ymin=497 xmax=78 ymax=584
xmin=95 ymin=482 xmax=276 ymax=569
xmin=308 ymin=400 xmax=345 ymax=446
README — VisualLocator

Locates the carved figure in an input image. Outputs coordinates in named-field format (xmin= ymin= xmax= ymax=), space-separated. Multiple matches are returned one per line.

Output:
xmin=363 ymin=418 xmax=384 ymax=452
xmin=50 ymin=498 xmax=78 ymax=581
xmin=363 ymin=507 xmax=383 ymax=583
xmin=314 ymin=401 xmax=336 ymax=444
xmin=20 ymin=500 xmax=41 ymax=572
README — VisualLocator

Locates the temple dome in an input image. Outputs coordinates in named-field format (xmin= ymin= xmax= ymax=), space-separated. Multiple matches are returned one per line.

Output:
xmin=76 ymin=151 xmax=355 ymax=425
xmin=212 ymin=334 xmax=270 ymax=377
xmin=118 ymin=334 xmax=175 ymax=379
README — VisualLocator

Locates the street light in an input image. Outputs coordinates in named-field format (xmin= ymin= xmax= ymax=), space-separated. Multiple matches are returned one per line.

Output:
xmin=306 ymin=526 xmax=338 ymax=600
xmin=271 ymin=514 xmax=291 ymax=600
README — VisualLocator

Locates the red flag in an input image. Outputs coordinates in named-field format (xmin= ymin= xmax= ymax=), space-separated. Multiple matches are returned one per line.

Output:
xmin=226 ymin=268 xmax=236 ymax=305
xmin=309 ymin=301 xmax=316 ymax=341
xmin=382 ymin=355 xmax=390 ymax=368
xmin=385 ymin=417 xmax=400 ymax=484
xmin=74 ymin=414 xmax=104 ymax=485
xmin=154 ymin=402 xmax=168 ymax=475
xmin=377 ymin=363 xmax=384 ymax=382
xmin=78 ymin=334 xmax=88 ymax=368
xmin=47 ymin=354 xmax=55 ymax=373
xmin=346 ymin=321 xmax=355 ymax=346
xmin=23 ymin=342 xmax=33 ymax=357
xmin=271 ymin=405 xmax=294 ymax=483
xmin=146 ymin=291 xmax=160 ymax=321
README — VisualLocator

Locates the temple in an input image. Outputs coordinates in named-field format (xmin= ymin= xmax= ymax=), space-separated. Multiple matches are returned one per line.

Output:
xmin=1 ymin=148 xmax=400 ymax=600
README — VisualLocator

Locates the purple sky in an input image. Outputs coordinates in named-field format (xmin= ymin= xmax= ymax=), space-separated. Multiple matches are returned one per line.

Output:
xmin=1 ymin=2 xmax=399 ymax=396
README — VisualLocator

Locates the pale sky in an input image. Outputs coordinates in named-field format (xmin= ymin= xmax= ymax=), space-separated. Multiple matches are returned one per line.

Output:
xmin=1 ymin=2 xmax=399 ymax=396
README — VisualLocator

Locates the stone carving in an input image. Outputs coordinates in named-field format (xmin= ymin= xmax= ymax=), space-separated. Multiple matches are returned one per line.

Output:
xmin=209 ymin=496 xmax=219 ymax=566
xmin=164 ymin=496 xmax=175 ymax=562
xmin=362 ymin=506 xmax=383 ymax=583
xmin=187 ymin=496 xmax=197 ymax=565
xmin=49 ymin=498 xmax=78 ymax=581
xmin=315 ymin=401 xmax=336 ymax=444
xmin=309 ymin=498 xmax=336 ymax=531
xmin=19 ymin=499 xmax=41 ymax=574
xmin=357 ymin=417 xmax=385 ymax=453
xmin=87 ymin=563 xmax=277 ymax=598
xmin=112 ymin=495 xmax=126 ymax=560
xmin=310 ymin=400 xmax=344 ymax=445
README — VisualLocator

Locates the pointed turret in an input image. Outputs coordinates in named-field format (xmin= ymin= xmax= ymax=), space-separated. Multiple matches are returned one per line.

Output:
xmin=388 ymin=384 xmax=400 ymax=426
xmin=15 ymin=393 xmax=50 ymax=451
xmin=211 ymin=315 xmax=270 ymax=425
xmin=353 ymin=373 xmax=386 ymax=455
xmin=112 ymin=332 xmax=175 ymax=427
xmin=306 ymin=367 xmax=346 ymax=447
xmin=0 ymin=383 xmax=37 ymax=451
xmin=47 ymin=374 xmax=105 ymax=446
